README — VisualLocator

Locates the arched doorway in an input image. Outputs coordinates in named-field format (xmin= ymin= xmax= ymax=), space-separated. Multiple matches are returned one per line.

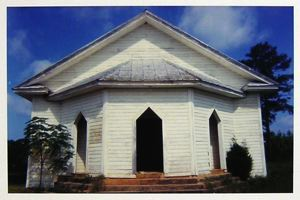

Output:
xmin=75 ymin=113 xmax=87 ymax=173
xmin=136 ymin=108 xmax=163 ymax=172
xmin=209 ymin=111 xmax=221 ymax=169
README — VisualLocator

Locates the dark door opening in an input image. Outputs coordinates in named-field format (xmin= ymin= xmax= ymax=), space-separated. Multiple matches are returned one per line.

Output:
xmin=209 ymin=112 xmax=221 ymax=169
xmin=136 ymin=108 xmax=163 ymax=172
xmin=75 ymin=113 xmax=87 ymax=173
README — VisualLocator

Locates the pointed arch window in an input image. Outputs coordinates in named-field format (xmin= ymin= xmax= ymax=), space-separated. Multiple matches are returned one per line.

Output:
xmin=209 ymin=110 xmax=221 ymax=169
xmin=74 ymin=113 xmax=87 ymax=173
xmin=136 ymin=108 xmax=163 ymax=172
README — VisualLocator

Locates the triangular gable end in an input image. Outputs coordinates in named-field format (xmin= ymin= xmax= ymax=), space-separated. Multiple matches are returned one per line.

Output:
xmin=13 ymin=10 xmax=278 ymax=94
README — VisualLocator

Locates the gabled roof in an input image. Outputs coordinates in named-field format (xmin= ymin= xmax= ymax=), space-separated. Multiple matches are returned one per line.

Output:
xmin=97 ymin=59 xmax=200 ymax=82
xmin=13 ymin=10 xmax=278 ymax=101
xmin=14 ymin=10 xmax=278 ymax=88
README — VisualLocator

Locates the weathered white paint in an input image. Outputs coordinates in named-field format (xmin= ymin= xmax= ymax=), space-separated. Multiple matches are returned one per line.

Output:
xmin=61 ymin=91 xmax=104 ymax=175
xmin=257 ymin=95 xmax=267 ymax=176
xmin=26 ymin=88 xmax=267 ymax=188
xmin=31 ymin=97 xmax=61 ymax=124
xmin=193 ymin=91 xmax=234 ymax=174
xmin=233 ymin=93 xmax=267 ymax=176
xmin=27 ymin=94 xmax=105 ymax=187
xmin=43 ymin=24 xmax=249 ymax=93
xmin=188 ymin=89 xmax=197 ymax=175
xmin=101 ymin=91 xmax=108 ymax=175
xmin=103 ymin=89 xmax=192 ymax=177
xmin=23 ymin=11 xmax=273 ymax=88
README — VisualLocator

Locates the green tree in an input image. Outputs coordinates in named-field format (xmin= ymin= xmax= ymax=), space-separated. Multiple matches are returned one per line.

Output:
xmin=240 ymin=42 xmax=293 ymax=160
xmin=24 ymin=117 xmax=74 ymax=189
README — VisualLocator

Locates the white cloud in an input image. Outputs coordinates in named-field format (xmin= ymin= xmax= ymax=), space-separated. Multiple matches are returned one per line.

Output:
xmin=8 ymin=30 xmax=31 ymax=60
xmin=8 ymin=93 xmax=32 ymax=116
xmin=20 ymin=59 xmax=52 ymax=80
xmin=179 ymin=7 xmax=267 ymax=50
xmin=30 ymin=60 xmax=52 ymax=74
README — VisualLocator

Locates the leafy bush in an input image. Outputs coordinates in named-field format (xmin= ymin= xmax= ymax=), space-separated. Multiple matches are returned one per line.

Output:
xmin=226 ymin=138 xmax=253 ymax=180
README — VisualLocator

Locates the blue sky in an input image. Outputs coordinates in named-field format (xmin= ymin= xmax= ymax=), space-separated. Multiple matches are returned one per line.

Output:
xmin=7 ymin=6 xmax=294 ymax=140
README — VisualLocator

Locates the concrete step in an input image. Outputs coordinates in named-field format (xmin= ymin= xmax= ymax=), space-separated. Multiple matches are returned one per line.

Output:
xmin=136 ymin=172 xmax=163 ymax=178
xmin=55 ymin=172 xmax=242 ymax=193
xmin=210 ymin=169 xmax=226 ymax=174
xmin=203 ymin=173 xmax=231 ymax=181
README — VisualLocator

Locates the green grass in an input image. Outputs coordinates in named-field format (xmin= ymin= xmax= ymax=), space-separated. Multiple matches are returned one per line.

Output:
xmin=8 ymin=184 xmax=27 ymax=193
xmin=242 ymin=161 xmax=293 ymax=193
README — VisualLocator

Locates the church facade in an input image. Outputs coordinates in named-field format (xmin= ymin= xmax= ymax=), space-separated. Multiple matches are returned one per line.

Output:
xmin=14 ymin=10 xmax=278 ymax=188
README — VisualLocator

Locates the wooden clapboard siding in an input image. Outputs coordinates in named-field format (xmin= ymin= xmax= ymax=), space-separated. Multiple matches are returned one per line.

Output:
xmin=31 ymin=97 xmax=61 ymax=124
xmin=43 ymin=24 xmax=248 ymax=92
xmin=103 ymin=89 xmax=192 ymax=177
xmin=193 ymin=91 xmax=235 ymax=174
xmin=61 ymin=91 xmax=104 ymax=175
xmin=233 ymin=94 xmax=266 ymax=176
xmin=26 ymin=89 xmax=266 ymax=188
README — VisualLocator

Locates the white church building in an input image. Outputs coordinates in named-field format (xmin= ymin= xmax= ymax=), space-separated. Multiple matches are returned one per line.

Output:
xmin=14 ymin=10 xmax=278 ymax=188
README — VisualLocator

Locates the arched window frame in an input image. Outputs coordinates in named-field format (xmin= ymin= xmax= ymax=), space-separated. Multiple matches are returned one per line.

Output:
xmin=208 ymin=109 xmax=226 ymax=170
xmin=73 ymin=112 xmax=89 ymax=173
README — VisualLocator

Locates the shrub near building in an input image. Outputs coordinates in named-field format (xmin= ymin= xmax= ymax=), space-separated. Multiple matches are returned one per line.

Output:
xmin=226 ymin=138 xmax=253 ymax=180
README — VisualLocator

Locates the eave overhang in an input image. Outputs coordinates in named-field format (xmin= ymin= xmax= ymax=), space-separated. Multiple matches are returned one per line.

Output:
xmin=13 ymin=79 xmax=278 ymax=102
xmin=47 ymin=80 xmax=245 ymax=101
xmin=242 ymin=82 xmax=279 ymax=92
xmin=13 ymin=85 xmax=49 ymax=101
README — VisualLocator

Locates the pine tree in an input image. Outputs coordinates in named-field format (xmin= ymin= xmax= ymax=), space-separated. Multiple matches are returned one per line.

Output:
xmin=240 ymin=42 xmax=293 ymax=160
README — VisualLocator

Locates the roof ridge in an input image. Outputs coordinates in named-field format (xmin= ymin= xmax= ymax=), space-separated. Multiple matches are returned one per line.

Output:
xmin=162 ymin=59 xmax=201 ymax=81
xmin=14 ymin=9 xmax=277 ymax=90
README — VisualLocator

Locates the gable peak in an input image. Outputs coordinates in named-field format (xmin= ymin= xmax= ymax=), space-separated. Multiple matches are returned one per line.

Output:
xmin=14 ymin=9 xmax=277 ymax=89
